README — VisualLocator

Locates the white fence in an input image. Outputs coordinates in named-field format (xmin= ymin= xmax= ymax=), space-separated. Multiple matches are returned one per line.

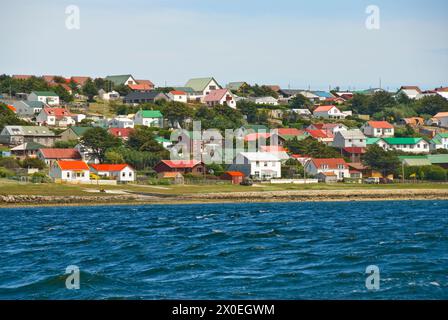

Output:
xmin=54 ymin=179 xmax=117 ymax=185
xmin=268 ymin=179 xmax=319 ymax=184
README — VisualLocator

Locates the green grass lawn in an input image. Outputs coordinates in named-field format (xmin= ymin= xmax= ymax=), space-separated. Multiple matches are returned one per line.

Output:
xmin=1 ymin=179 xmax=447 ymax=197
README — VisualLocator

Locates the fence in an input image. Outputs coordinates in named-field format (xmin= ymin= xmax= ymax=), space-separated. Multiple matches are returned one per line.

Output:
xmin=268 ymin=179 xmax=319 ymax=184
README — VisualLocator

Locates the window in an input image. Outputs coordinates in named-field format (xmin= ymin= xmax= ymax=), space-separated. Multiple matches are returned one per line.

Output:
xmin=256 ymin=161 xmax=260 ymax=167
xmin=122 ymin=172 xmax=126 ymax=177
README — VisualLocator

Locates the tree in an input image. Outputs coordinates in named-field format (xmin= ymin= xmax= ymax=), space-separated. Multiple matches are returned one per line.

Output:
xmin=81 ymin=128 xmax=122 ymax=163
xmin=363 ymin=145 xmax=400 ymax=176
xmin=158 ymin=102 xmax=193 ymax=128
xmin=127 ymin=126 xmax=166 ymax=153
xmin=114 ymin=84 xmax=130 ymax=97
xmin=0 ymin=103 xmax=28 ymax=131
xmin=281 ymin=158 xmax=304 ymax=178
xmin=285 ymin=137 xmax=340 ymax=158
xmin=415 ymin=95 xmax=448 ymax=115
xmin=236 ymin=100 xmax=258 ymax=123
xmin=105 ymin=150 xmax=125 ymax=164
xmin=53 ymin=85 xmax=73 ymax=103
xmin=21 ymin=158 xmax=46 ymax=170
xmin=54 ymin=140 xmax=78 ymax=148
xmin=289 ymin=94 xmax=311 ymax=109
xmin=82 ymin=79 xmax=98 ymax=102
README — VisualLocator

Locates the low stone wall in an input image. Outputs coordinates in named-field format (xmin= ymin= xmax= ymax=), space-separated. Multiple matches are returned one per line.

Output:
xmin=269 ymin=179 xmax=319 ymax=184
xmin=0 ymin=194 xmax=137 ymax=205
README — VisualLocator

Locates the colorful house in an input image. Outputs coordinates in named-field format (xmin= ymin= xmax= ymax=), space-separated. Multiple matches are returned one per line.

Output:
xmin=154 ymin=160 xmax=206 ymax=175
xmin=313 ymin=105 xmax=346 ymax=119
xmin=50 ymin=160 xmax=90 ymax=182
xmin=361 ymin=121 xmax=394 ymax=137
xmin=37 ymin=148 xmax=82 ymax=166
xmin=89 ymin=164 xmax=135 ymax=182
xmin=306 ymin=158 xmax=349 ymax=181
xmin=221 ymin=171 xmax=245 ymax=184
xmin=204 ymin=89 xmax=236 ymax=109
xmin=134 ymin=110 xmax=163 ymax=127
xmin=28 ymin=91 xmax=60 ymax=106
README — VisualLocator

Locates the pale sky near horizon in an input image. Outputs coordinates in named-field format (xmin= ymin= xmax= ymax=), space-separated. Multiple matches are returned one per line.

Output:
xmin=1 ymin=0 xmax=447 ymax=91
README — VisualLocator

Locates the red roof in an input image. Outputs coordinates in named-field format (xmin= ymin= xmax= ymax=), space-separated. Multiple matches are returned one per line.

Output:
xmin=261 ymin=145 xmax=287 ymax=152
xmin=224 ymin=171 xmax=244 ymax=177
xmin=57 ymin=160 xmax=89 ymax=170
xmin=108 ymin=128 xmax=134 ymax=138
xmin=12 ymin=75 xmax=33 ymax=80
xmin=314 ymin=105 xmax=337 ymax=113
xmin=311 ymin=158 xmax=348 ymax=169
xmin=161 ymin=160 xmax=202 ymax=168
xmin=43 ymin=107 xmax=74 ymax=118
xmin=128 ymin=83 xmax=153 ymax=91
xmin=170 ymin=90 xmax=187 ymax=95
xmin=306 ymin=129 xmax=333 ymax=139
xmin=4 ymin=104 xmax=16 ymax=112
xmin=400 ymin=86 xmax=422 ymax=93
xmin=244 ymin=132 xmax=271 ymax=142
xmin=367 ymin=121 xmax=394 ymax=129
xmin=343 ymin=147 xmax=367 ymax=154
xmin=70 ymin=76 xmax=90 ymax=85
xmin=49 ymin=82 xmax=72 ymax=92
xmin=90 ymin=164 xmax=130 ymax=172
xmin=276 ymin=128 xmax=303 ymax=136
xmin=39 ymin=148 xmax=81 ymax=159
xmin=136 ymin=79 xmax=155 ymax=87
xmin=204 ymin=89 xmax=231 ymax=102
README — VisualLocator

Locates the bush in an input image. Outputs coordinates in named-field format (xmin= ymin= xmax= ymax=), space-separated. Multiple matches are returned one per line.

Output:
xmin=147 ymin=178 xmax=171 ymax=185
xmin=0 ymin=167 xmax=14 ymax=178
xmin=30 ymin=172 xmax=51 ymax=183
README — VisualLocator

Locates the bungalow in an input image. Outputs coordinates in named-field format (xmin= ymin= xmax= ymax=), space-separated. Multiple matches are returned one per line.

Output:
xmin=10 ymin=142 xmax=45 ymax=160
xmin=37 ymin=148 xmax=82 ymax=166
xmin=249 ymin=96 xmax=279 ymax=106
xmin=397 ymin=86 xmax=422 ymax=99
xmin=89 ymin=164 xmax=135 ymax=182
xmin=0 ymin=125 xmax=56 ymax=146
xmin=228 ymin=152 xmax=281 ymax=180
xmin=432 ymin=112 xmax=448 ymax=128
xmin=311 ymin=91 xmax=335 ymax=101
xmin=154 ymin=160 xmax=206 ymax=175
xmin=306 ymin=158 xmax=349 ymax=181
xmin=134 ymin=110 xmax=163 ymax=127
xmin=291 ymin=109 xmax=312 ymax=117
xmin=36 ymin=107 xmax=76 ymax=127
xmin=204 ymin=89 xmax=236 ymax=109
xmin=109 ymin=116 xmax=135 ymax=129
xmin=184 ymin=77 xmax=222 ymax=102
xmin=28 ymin=91 xmax=59 ymax=106
xmin=155 ymin=136 xmax=172 ymax=149
xmin=374 ymin=137 xmax=430 ymax=154
xmin=105 ymin=74 xmax=137 ymax=86
xmin=333 ymin=129 xmax=367 ymax=149
xmin=60 ymin=126 xmax=91 ymax=142
xmin=313 ymin=105 xmax=346 ymax=119
xmin=342 ymin=147 xmax=367 ymax=163
xmin=221 ymin=171 xmax=245 ymax=185
xmin=361 ymin=121 xmax=394 ymax=137
xmin=123 ymin=91 xmax=170 ymax=104
xmin=109 ymin=128 xmax=134 ymax=141
xmin=128 ymin=83 xmax=152 ymax=92
xmin=168 ymin=90 xmax=188 ymax=103
xmin=50 ymin=160 xmax=90 ymax=182
xmin=316 ymin=172 xmax=338 ymax=183
xmin=399 ymin=117 xmax=425 ymax=127
xmin=430 ymin=133 xmax=448 ymax=150
xmin=12 ymin=100 xmax=45 ymax=117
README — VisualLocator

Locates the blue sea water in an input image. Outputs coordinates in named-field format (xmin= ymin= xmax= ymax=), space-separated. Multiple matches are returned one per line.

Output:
xmin=0 ymin=201 xmax=447 ymax=300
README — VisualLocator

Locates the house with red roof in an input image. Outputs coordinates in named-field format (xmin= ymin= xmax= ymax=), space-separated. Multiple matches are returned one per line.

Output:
xmin=108 ymin=128 xmax=134 ymax=141
xmin=128 ymin=83 xmax=153 ymax=92
xmin=136 ymin=80 xmax=155 ymax=90
xmin=307 ymin=123 xmax=348 ymax=135
xmin=313 ymin=105 xmax=346 ymax=119
xmin=221 ymin=171 xmax=245 ymax=185
xmin=204 ymin=89 xmax=236 ymax=109
xmin=342 ymin=147 xmax=367 ymax=163
xmin=306 ymin=158 xmax=349 ymax=181
xmin=49 ymin=160 xmax=90 ymax=182
xmin=89 ymin=164 xmax=135 ymax=182
xmin=153 ymin=160 xmax=206 ymax=175
xmin=70 ymin=76 xmax=90 ymax=87
xmin=361 ymin=121 xmax=394 ymax=137
xmin=36 ymin=107 xmax=76 ymax=127
xmin=168 ymin=90 xmax=188 ymax=103
xmin=305 ymin=129 xmax=334 ymax=145
xmin=37 ymin=148 xmax=82 ymax=166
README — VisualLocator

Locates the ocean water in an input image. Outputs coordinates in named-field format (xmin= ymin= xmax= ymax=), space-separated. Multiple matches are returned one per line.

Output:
xmin=0 ymin=201 xmax=447 ymax=300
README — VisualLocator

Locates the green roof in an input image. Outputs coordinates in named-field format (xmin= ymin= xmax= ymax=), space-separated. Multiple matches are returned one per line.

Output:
xmin=69 ymin=126 xmax=91 ymax=136
xmin=382 ymin=137 xmax=423 ymax=145
xmin=139 ymin=110 xmax=163 ymax=118
xmin=227 ymin=82 xmax=248 ymax=91
xmin=32 ymin=91 xmax=58 ymax=97
xmin=402 ymin=158 xmax=432 ymax=167
xmin=105 ymin=74 xmax=133 ymax=86
xmin=426 ymin=154 xmax=448 ymax=164
xmin=430 ymin=138 xmax=442 ymax=145
xmin=185 ymin=77 xmax=217 ymax=92
xmin=243 ymin=124 xmax=268 ymax=132
xmin=366 ymin=137 xmax=381 ymax=145
xmin=155 ymin=136 xmax=171 ymax=143
xmin=174 ymin=87 xmax=195 ymax=94
xmin=436 ymin=133 xmax=448 ymax=138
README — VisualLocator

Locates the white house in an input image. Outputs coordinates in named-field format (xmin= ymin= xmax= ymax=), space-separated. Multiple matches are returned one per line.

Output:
xmin=50 ymin=160 xmax=90 ymax=182
xmin=249 ymin=96 xmax=279 ymax=105
xmin=184 ymin=77 xmax=221 ymax=102
xmin=313 ymin=105 xmax=346 ymax=119
xmin=361 ymin=121 xmax=395 ymax=137
xmin=98 ymin=89 xmax=120 ymax=101
xmin=109 ymin=116 xmax=135 ymax=129
xmin=374 ymin=137 xmax=430 ymax=154
xmin=333 ymin=129 xmax=367 ymax=148
xmin=89 ymin=164 xmax=135 ymax=182
xmin=12 ymin=101 xmax=45 ymax=118
xmin=306 ymin=158 xmax=349 ymax=181
xmin=28 ymin=91 xmax=59 ymax=106
xmin=105 ymin=74 xmax=137 ymax=86
xmin=435 ymin=87 xmax=448 ymax=100
xmin=36 ymin=107 xmax=76 ymax=127
xmin=168 ymin=90 xmax=188 ymax=103
xmin=430 ymin=133 xmax=448 ymax=151
xmin=229 ymin=152 xmax=281 ymax=180
xmin=432 ymin=112 xmax=448 ymax=128
xmin=203 ymin=89 xmax=236 ymax=109
xmin=134 ymin=110 xmax=164 ymax=127
xmin=291 ymin=109 xmax=312 ymax=117
xmin=397 ymin=86 xmax=422 ymax=99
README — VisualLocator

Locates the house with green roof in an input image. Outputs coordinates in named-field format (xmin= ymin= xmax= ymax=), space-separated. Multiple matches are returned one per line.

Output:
xmin=399 ymin=154 xmax=448 ymax=169
xmin=430 ymin=133 xmax=448 ymax=151
xmin=0 ymin=125 xmax=56 ymax=146
xmin=134 ymin=110 xmax=164 ymax=128
xmin=105 ymin=74 xmax=137 ymax=87
xmin=28 ymin=91 xmax=59 ymax=106
xmin=226 ymin=82 xmax=249 ymax=92
xmin=184 ymin=77 xmax=221 ymax=101
xmin=375 ymin=137 xmax=430 ymax=154
xmin=60 ymin=126 xmax=92 ymax=142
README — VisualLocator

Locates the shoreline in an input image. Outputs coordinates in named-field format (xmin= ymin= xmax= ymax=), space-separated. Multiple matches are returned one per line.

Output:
xmin=1 ymin=188 xmax=448 ymax=208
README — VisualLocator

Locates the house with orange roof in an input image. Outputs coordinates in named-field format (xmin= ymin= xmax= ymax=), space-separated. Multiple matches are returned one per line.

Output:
xmin=127 ymin=83 xmax=153 ymax=92
xmin=89 ymin=164 xmax=135 ymax=182
xmin=136 ymin=79 xmax=155 ymax=90
xmin=70 ymin=76 xmax=91 ymax=87
xmin=153 ymin=160 xmax=206 ymax=175
xmin=313 ymin=105 xmax=346 ymax=119
xmin=361 ymin=121 xmax=394 ymax=137
xmin=204 ymin=89 xmax=236 ymax=109
xmin=168 ymin=90 xmax=188 ymax=103
xmin=36 ymin=107 xmax=76 ymax=127
xmin=305 ymin=129 xmax=334 ymax=145
xmin=221 ymin=171 xmax=245 ymax=185
xmin=306 ymin=158 xmax=349 ymax=181
xmin=49 ymin=160 xmax=90 ymax=182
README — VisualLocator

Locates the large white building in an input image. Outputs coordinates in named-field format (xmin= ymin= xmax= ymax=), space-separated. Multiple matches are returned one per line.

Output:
xmin=333 ymin=129 xmax=367 ymax=148
xmin=373 ymin=137 xmax=430 ymax=154
xmin=229 ymin=152 xmax=281 ymax=180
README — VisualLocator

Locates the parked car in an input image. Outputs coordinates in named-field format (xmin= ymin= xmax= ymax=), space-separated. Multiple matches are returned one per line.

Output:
xmin=240 ymin=177 xmax=253 ymax=186
xmin=364 ymin=177 xmax=380 ymax=184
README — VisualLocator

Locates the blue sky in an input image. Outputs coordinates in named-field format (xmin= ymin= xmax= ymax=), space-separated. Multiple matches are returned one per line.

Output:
xmin=1 ymin=0 xmax=447 ymax=90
